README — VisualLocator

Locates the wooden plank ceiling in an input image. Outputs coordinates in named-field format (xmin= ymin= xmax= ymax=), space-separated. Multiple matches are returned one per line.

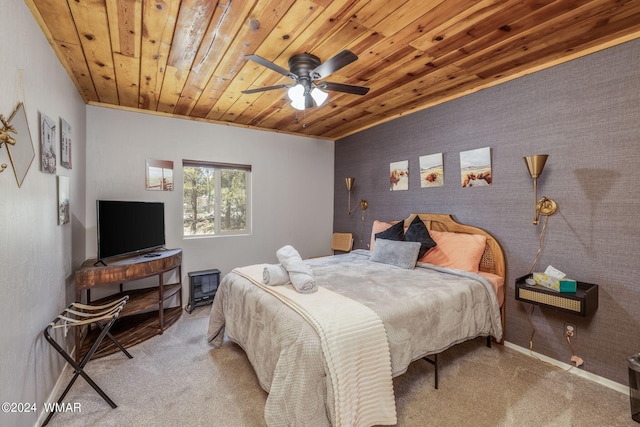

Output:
xmin=25 ymin=0 xmax=640 ymax=140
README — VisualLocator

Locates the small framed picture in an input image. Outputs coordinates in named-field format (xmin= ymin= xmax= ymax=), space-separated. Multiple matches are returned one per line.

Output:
xmin=389 ymin=160 xmax=409 ymax=191
xmin=419 ymin=153 xmax=444 ymax=188
xmin=60 ymin=118 xmax=72 ymax=169
xmin=146 ymin=159 xmax=174 ymax=191
xmin=58 ymin=175 xmax=70 ymax=225
xmin=40 ymin=113 xmax=56 ymax=174
xmin=460 ymin=147 xmax=492 ymax=187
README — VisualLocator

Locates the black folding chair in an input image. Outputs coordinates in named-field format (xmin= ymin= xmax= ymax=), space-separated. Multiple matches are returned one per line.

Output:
xmin=43 ymin=296 xmax=133 ymax=425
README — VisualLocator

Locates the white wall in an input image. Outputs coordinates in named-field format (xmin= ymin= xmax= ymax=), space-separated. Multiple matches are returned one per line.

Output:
xmin=0 ymin=1 xmax=87 ymax=426
xmin=85 ymin=106 xmax=334 ymax=300
xmin=0 ymin=2 xmax=332 ymax=422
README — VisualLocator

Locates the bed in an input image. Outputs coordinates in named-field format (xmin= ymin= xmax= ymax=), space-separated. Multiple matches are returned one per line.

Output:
xmin=207 ymin=213 xmax=506 ymax=427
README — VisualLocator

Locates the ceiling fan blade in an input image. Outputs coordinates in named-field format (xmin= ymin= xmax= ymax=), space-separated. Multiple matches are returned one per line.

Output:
xmin=319 ymin=81 xmax=370 ymax=95
xmin=310 ymin=50 xmax=358 ymax=80
xmin=245 ymin=54 xmax=296 ymax=80
xmin=242 ymin=84 xmax=291 ymax=94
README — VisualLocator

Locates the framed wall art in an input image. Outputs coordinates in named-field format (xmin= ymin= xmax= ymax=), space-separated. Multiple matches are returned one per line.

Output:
xmin=460 ymin=147 xmax=492 ymax=187
xmin=40 ymin=113 xmax=56 ymax=174
xmin=389 ymin=160 xmax=409 ymax=191
xmin=419 ymin=153 xmax=444 ymax=188
xmin=57 ymin=175 xmax=70 ymax=225
xmin=146 ymin=159 xmax=174 ymax=191
xmin=60 ymin=118 xmax=72 ymax=169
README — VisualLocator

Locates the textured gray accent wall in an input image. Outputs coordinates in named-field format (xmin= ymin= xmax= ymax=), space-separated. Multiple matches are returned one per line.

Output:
xmin=335 ymin=39 xmax=640 ymax=386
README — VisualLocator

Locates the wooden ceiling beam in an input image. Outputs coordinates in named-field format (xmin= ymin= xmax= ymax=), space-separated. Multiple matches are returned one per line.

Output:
xmin=139 ymin=0 xmax=179 ymax=111
xmin=68 ymin=0 xmax=119 ymax=105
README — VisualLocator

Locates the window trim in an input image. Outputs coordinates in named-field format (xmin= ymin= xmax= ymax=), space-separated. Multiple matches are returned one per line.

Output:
xmin=182 ymin=159 xmax=252 ymax=237
xmin=183 ymin=159 xmax=251 ymax=172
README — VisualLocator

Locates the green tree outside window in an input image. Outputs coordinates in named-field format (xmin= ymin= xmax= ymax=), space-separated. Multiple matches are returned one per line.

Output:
xmin=183 ymin=161 xmax=251 ymax=236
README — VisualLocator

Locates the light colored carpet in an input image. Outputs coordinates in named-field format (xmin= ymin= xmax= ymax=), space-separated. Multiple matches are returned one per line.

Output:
xmin=45 ymin=306 xmax=634 ymax=427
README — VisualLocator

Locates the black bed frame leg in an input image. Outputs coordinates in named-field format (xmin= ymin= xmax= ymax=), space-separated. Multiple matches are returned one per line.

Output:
xmin=422 ymin=353 xmax=439 ymax=389
xmin=434 ymin=353 xmax=438 ymax=389
xmin=421 ymin=337 xmax=492 ymax=392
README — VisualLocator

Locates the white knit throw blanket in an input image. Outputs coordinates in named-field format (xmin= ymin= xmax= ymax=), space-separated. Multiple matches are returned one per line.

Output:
xmin=233 ymin=264 xmax=397 ymax=427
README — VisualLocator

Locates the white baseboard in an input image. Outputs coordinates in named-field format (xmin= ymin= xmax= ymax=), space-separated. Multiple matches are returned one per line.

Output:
xmin=35 ymin=346 xmax=75 ymax=427
xmin=504 ymin=341 xmax=629 ymax=395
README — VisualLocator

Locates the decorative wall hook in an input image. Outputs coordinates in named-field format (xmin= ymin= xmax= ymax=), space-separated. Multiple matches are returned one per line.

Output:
xmin=0 ymin=115 xmax=17 ymax=147
xmin=0 ymin=114 xmax=17 ymax=173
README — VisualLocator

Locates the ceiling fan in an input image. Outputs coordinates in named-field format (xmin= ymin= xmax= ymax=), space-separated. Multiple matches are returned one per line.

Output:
xmin=242 ymin=50 xmax=370 ymax=110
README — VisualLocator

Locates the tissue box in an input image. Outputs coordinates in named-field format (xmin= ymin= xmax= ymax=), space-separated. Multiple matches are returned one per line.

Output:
xmin=533 ymin=273 xmax=577 ymax=292
xmin=558 ymin=279 xmax=577 ymax=293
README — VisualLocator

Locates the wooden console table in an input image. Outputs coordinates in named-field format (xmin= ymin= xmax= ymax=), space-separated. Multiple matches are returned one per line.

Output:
xmin=74 ymin=248 xmax=182 ymax=360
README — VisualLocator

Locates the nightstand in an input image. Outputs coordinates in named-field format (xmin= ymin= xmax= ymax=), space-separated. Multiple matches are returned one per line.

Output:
xmin=515 ymin=274 xmax=598 ymax=316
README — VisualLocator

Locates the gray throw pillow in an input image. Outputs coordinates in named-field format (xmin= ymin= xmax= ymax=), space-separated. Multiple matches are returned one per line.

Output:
xmin=370 ymin=239 xmax=421 ymax=269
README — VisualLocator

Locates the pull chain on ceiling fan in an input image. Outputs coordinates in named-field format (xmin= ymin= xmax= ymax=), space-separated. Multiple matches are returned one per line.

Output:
xmin=242 ymin=50 xmax=370 ymax=110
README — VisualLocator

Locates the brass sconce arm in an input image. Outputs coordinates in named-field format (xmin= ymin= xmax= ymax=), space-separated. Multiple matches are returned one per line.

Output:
xmin=359 ymin=199 xmax=368 ymax=220
xmin=524 ymin=155 xmax=558 ymax=225
xmin=358 ymin=199 xmax=369 ymax=248
xmin=535 ymin=197 xmax=558 ymax=224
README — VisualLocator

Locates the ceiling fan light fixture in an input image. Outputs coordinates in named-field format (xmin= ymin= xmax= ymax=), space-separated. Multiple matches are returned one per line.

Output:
xmin=288 ymin=84 xmax=306 ymax=110
xmin=245 ymin=50 xmax=367 ymax=111
xmin=288 ymin=84 xmax=304 ymax=100
xmin=311 ymin=88 xmax=328 ymax=106
xmin=290 ymin=99 xmax=306 ymax=111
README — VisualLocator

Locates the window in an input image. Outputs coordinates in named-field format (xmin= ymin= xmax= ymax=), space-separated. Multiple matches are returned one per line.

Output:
xmin=183 ymin=160 xmax=251 ymax=236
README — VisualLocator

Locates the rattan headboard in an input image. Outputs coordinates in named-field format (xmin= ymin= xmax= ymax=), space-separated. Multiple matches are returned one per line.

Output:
xmin=399 ymin=213 xmax=506 ymax=280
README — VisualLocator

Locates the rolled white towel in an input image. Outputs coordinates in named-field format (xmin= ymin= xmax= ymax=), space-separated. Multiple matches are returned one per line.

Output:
xmin=263 ymin=264 xmax=289 ymax=286
xmin=275 ymin=245 xmax=317 ymax=294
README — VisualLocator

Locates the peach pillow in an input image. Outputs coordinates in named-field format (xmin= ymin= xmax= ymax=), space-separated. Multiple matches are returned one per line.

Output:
xmin=419 ymin=230 xmax=486 ymax=273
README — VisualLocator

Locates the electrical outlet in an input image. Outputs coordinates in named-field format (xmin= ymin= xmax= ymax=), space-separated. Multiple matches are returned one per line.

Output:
xmin=565 ymin=323 xmax=576 ymax=337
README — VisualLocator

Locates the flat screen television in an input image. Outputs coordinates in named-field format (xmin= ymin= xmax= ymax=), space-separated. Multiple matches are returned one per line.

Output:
xmin=97 ymin=200 xmax=165 ymax=262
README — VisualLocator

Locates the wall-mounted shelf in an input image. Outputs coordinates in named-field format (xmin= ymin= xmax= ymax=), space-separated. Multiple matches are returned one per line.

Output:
xmin=515 ymin=274 xmax=598 ymax=316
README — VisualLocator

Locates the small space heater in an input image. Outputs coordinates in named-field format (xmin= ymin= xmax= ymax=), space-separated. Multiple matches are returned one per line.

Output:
xmin=186 ymin=269 xmax=220 ymax=313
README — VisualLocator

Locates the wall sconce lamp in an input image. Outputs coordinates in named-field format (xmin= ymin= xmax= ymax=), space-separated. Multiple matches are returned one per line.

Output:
xmin=345 ymin=177 xmax=355 ymax=214
xmin=359 ymin=199 xmax=369 ymax=221
xmin=524 ymin=154 xmax=558 ymax=225
xmin=359 ymin=199 xmax=369 ymax=248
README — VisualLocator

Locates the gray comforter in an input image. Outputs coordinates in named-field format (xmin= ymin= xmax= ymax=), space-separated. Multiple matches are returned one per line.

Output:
xmin=208 ymin=249 xmax=503 ymax=426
